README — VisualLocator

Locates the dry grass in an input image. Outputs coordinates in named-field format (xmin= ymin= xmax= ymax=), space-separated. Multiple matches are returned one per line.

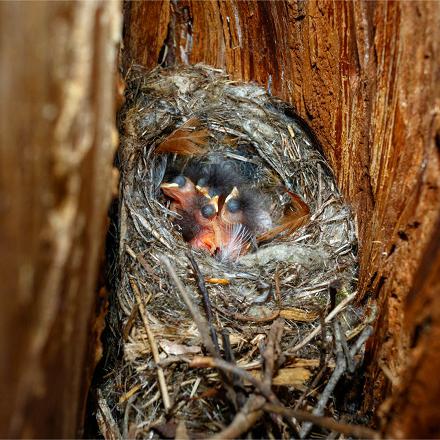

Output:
xmin=97 ymin=64 xmax=371 ymax=439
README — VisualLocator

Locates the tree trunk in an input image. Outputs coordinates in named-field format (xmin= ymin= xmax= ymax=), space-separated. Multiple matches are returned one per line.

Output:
xmin=2 ymin=0 xmax=439 ymax=437
xmin=122 ymin=1 xmax=440 ymax=437
xmin=0 ymin=1 xmax=120 ymax=437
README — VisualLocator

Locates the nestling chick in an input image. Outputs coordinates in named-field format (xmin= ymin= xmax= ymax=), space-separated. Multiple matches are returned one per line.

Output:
xmin=184 ymin=160 xmax=247 ymax=197
xmin=161 ymin=175 xmax=218 ymax=252
xmin=157 ymin=119 xmax=309 ymax=260
xmin=161 ymin=168 xmax=273 ymax=260
xmin=216 ymin=186 xmax=272 ymax=260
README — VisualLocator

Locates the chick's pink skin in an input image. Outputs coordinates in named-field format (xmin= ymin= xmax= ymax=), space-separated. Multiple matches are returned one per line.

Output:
xmin=189 ymin=196 xmax=220 ymax=254
xmin=161 ymin=180 xmax=251 ymax=258
xmin=160 ymin=178 xmax=198 ymax=212
xmin=188 ymin=191 xmax=250 ymax=258
xmin=216 ymin=188 xmax=250 ymax=259
xmin=161 ymin=178 xmax=220 ymax=253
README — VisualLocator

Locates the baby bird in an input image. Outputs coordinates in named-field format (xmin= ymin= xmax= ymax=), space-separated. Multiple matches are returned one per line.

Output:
xmin=161 ymin=175 xmax=217 ymax=252
xmin=216 ymin=186 xmax=272 ymax=260
xmin=160 ymin=167 xmax=273 ymax=260
xmin=157 ymin=119 xmax=309 ymax=259
xmin=160 ymin=175 xmax=197 ymax=213
xmin=184 ymin=160 xmax=247 ymax=198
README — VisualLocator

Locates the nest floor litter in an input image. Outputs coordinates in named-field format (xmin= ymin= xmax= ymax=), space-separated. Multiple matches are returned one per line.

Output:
xmin=96 ymin=65 xmax=375 ymax=439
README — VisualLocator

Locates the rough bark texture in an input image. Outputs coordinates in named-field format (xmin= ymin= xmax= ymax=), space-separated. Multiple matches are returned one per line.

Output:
xmin=0 ymin=1 xmax=120 ymax=437
xmin=122 ymin=0 xmax=440 ymax=437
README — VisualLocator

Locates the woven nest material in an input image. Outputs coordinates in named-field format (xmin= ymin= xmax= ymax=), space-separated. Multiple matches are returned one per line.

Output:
xmin=97 ymin=65 xmax=372 ymax=439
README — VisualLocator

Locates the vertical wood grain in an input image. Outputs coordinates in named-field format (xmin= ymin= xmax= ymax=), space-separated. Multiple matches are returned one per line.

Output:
xmin=0 ymin=1 xmax=120 ymax=437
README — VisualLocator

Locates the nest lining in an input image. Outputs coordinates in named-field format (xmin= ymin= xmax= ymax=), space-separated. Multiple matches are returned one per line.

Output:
xmin=98 ymin=64 xmax=370 ymax=438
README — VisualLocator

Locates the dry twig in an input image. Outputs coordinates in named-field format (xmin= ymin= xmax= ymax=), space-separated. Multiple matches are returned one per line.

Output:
xmin=263 ymin=403 xmax=379 ymax=439
xmin=300 ymin=325 xmax=373 ymax=438
xmin=287 ymin=291 xmax=357 ymax=353
xmin=187 ymin=252 xmax=220 ymax=354
xmin=210 ymin=395 xmax=266 ymax=440
xmin=159 ymin=256 xmax=218 ymax=357
xmin=262 ymin=318 xmax=285 ymax=386
xmin=130 ymin=279 xmax=171 ymax=412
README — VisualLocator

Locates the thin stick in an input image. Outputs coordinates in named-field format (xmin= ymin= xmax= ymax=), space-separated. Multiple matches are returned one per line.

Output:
xmin=336 ymin=320 xmax=355 ymax=373
xmin=190 ymin=356 xmax=378 ymax=439
xmin=191 ymin=354 xmax=296 ymax=434
xmin=209 ymin=395 xmax=265 ymax=440
xmin=160 ymin=256 xmax=240 ymax=409
xmin=222 ymin=329 xmax=235 ymax=364
xmin=262 ymin=319 xmax=298 ymax=434
xmin=287 ymin=291 xmax=357 ymax=353
xmin=126 ymin=244 xmax=160 ymax=282
xmin=263 ymin=318 xmax=284 ymax=386
xmin=293 ymin=362 xmax=328 ymax=411
xmin=299 ymin=324 xmax=348 ymax=438
xmin=222 ymin=329 xmax=242 ymax=388
xmin=187 ymin=252 xmax=220 ymax=354
xmin=299 ymin=325 xmax=373 ymax=438
xmin=159 ymin=256 xmax=218 ymax=357
xmin=130 ymin=279 xmax=171 ymax=412
xmin=193 ymin=353 xmax=293 ymax=434
xmin=318 ymin=311 xmax=327 ymax=369
xmin=190 ymin=356 xmax=278 ymax=405
xmin=262 ymin=403 xmax=379 ymax=439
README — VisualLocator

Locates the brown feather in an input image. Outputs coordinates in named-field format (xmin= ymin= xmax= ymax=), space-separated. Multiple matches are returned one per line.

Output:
xmin=257 ymin=192 xmax=310 ymax=242
xmin=155 ymin=117 xmax=209 ymax=155
xmin=222 ymin=134 xmax=239 ymax=146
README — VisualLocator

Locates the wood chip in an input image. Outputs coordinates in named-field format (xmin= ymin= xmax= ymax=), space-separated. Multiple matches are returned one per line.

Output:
xmin=279 ymin=308 xmax=319 ymax=322
xmin=205 ymin=277 xmax=230 ymax=285
xmin=159 ymin=339 xmax=202 ymax=356
xmin=248 ymin=367 xmax=311 ymax=387
xmin=119 ymin=384 xmax=141 ymax=404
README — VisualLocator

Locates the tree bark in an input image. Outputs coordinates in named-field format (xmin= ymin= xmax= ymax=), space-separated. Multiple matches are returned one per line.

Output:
xmin=0 ymin=1 xmax=120 ymax=437
xmin=122 ymin=1 xmax=440 ymax=437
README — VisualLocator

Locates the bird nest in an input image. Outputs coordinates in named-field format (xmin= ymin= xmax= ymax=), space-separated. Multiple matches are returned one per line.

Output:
xmin=96 ymin=65 xmax=375 ymax=439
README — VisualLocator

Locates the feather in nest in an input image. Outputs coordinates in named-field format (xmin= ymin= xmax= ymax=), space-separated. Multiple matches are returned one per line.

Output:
xmin=155 ymin=117 xmax=209 ymax=156
xmin=258 ymin=192 xmax=310 ymax=242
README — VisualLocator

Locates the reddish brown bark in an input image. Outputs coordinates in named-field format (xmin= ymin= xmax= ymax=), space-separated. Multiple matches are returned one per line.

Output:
xmin=385 ymin=217 xmax=440 ymax=438
xmin=122 ymin=1 xmax=440 ymax=436
xmin=1 ymin=0 xmax=437 ymax=436
xmin=0 ymin=2 xmax=120 ymax=437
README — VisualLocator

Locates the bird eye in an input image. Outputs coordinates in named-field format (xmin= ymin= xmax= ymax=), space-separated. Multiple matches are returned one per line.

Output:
xmin=226 ymin=199 xmax=240 ymax=213
xmin=172 ymin=175 xmax=186 ymax=187
xmin=201 ymin=204 xmax=216 ymax=219
xmin=197 ymin=177 xmax=208 ymax=187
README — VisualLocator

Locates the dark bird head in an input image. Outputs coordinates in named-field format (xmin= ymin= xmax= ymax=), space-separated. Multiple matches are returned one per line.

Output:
xmin=184 ymin=160 xmax=248 ymax=198
xmin=214 ymin=186 xmax=273 ymax=261
xmin=220 ymin=186 xmax=272 ymax=234
xmin=188 ymin=194 xmax=220 ymax=253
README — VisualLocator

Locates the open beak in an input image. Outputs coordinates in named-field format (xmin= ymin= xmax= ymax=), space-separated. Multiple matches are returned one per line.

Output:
xmin=161 ymin=179 xmax=197 ymax=210
xmin=189 ymin=231 xmax=218 ymax=254
xmin=160 ymin=182 xmax=180 ymax=189
xmin=196 ymin=185 xmax=210 ymax=198
xmin=160 ymin=182 xmax=181 ymax=198
xmin=224 ymin=186 xmax=239 ymax=204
